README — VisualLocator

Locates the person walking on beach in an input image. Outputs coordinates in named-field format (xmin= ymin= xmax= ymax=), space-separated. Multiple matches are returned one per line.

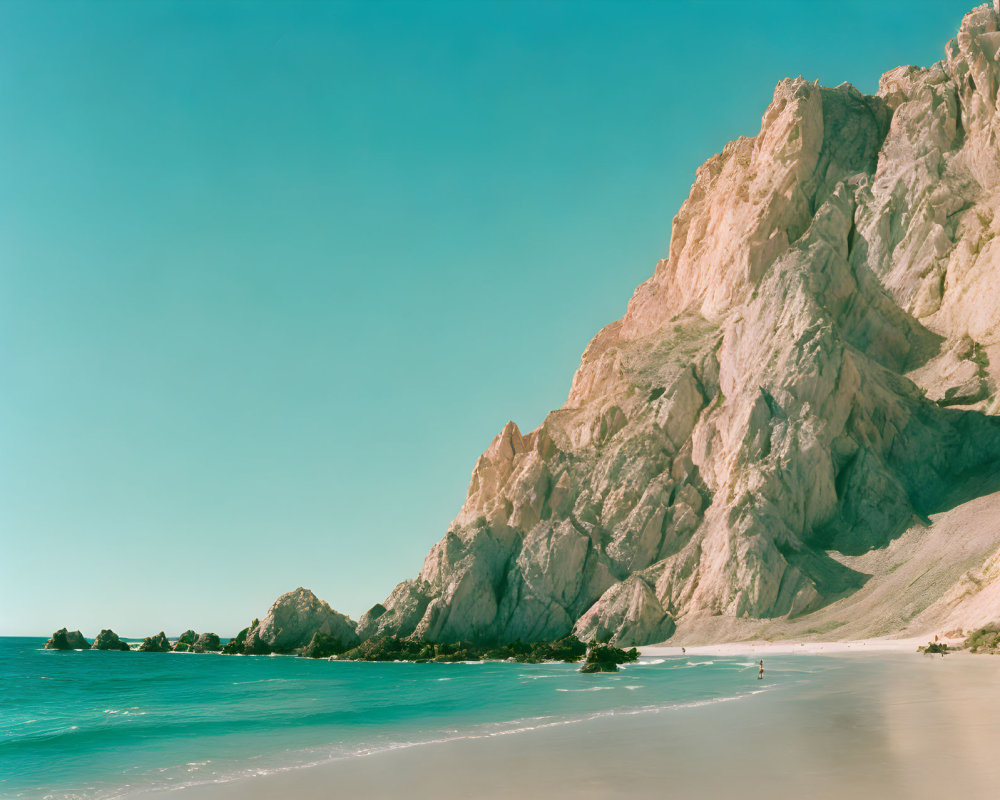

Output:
xmin=758 ymin=660 xmax=764 ymax=680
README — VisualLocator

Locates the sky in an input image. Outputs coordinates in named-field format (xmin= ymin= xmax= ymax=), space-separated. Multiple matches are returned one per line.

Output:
xmin=0 ymin=0 xmax=977 ymax=637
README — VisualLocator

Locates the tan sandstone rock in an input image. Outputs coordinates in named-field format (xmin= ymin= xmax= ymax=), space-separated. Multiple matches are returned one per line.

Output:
xmin=367 ymin=3 xmax=1000 ymax=645
xmin=244 ymin=587 xmax=359 ymax=654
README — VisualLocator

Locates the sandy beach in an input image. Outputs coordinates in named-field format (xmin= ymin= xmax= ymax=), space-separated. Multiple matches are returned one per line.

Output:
xmin=637 ymin=635 xmax=952 ymax=657
xmin=131 ymin=647 xmax=1000 ymax=800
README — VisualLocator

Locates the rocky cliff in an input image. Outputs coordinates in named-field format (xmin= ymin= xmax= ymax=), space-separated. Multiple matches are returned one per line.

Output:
xmin=359 ymin=3 xmax=1000 ymax=645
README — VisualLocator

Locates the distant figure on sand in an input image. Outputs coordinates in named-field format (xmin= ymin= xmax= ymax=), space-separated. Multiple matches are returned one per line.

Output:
xmin=758 ymin=660 xmax=764 ymax=680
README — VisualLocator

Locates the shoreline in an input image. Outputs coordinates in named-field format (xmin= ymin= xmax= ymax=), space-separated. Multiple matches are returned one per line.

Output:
xmin=636 ymin=634 xmax=960 ymax=657
xmin=128 ymin=649 xmax=1000 ymax=800
xmin=28 ymin=632 xmax=968 ymax=660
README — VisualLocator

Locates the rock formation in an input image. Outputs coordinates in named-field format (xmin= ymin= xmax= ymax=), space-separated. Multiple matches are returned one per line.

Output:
xmin=579 ymin=644 xmax=639 ymax=673
xmin=93 ymin=629 xmax=131 ymax=651
xmin=301 ymin=631 xmax=350 ymax=658
xmin=221 ymin=626 xmax=250 ymax=655
xmin=242 ymin=588 xmax=359 ymax=655
xmin=44 ymin=629 xmax=90 ymax=650
xmin=172 ymin=630 xmax=198 ymax=652
xmin=363 ymin=3 xmax=1000 ymax=645
xmin=192 ymin=632 xmax=221 ymax=652
xmin=138 ymin=632 xmax=171 ymax=652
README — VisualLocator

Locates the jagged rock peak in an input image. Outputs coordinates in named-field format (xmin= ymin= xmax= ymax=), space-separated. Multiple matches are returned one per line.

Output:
xmin=44 ymin=629 xmax=90 ymax=650
xmin=244 ymin=587 xmax=359 ymax=655
xmin=365 ymin=4 xmax=1000 ymax=647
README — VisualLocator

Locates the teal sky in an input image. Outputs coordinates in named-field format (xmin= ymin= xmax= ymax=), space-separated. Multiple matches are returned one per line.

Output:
xmin=0 ymin=0 xmax=975 ymax=637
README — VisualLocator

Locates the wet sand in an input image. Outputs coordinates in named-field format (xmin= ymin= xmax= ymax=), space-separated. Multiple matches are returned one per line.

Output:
xmin=133 ymin=652 xmax=1000 ymax=800
xmin=638 ymin=634 xmax=944 ymax=657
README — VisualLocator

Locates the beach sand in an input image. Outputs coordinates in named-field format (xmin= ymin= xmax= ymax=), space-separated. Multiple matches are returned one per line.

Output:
xmin=637 ymin=634 xmax=948 ymax=657
xmin=133 ymin=648 xmax=1000 ymax=800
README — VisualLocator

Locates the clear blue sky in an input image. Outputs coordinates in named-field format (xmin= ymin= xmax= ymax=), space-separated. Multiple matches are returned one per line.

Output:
xmin=0 ymin=0 xmax=974 ymax=636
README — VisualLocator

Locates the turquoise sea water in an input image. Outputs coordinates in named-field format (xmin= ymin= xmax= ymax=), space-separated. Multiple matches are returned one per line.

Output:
xmin=0 ymin=637 xmax=788 ymax=799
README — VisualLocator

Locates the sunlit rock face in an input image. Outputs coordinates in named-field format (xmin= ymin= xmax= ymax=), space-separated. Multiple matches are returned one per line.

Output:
xmin=371 ymin=3 xmax=1000 ymax=645
xmin=244 ymin=587 xmax=359 ymax=654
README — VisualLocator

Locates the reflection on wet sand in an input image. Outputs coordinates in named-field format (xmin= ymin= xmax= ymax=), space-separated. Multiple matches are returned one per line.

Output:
xmin=140 ymin=654 xmax=1000 ymax=800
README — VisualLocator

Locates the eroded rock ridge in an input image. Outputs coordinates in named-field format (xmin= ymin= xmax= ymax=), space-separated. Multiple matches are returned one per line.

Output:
xmin=356 ymin=4 xmax=1000 ymax=645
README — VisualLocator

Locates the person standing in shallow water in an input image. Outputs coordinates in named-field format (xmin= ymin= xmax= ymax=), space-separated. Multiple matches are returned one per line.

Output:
xmin=758 ymin=660 xmax=764 ymax=680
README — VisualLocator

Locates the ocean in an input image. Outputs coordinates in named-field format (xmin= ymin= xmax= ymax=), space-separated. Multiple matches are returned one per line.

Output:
xmin=0 ymin=636 xmax=781 ymax=799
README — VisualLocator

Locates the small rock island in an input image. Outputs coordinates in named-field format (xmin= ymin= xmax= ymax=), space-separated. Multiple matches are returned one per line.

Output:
xmin=44 ymin=587 xmax=640 ymax=670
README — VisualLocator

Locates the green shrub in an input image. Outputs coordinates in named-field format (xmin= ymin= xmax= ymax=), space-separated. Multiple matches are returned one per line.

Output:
xmin=964 ymin=624 xmax=1000 ymax=654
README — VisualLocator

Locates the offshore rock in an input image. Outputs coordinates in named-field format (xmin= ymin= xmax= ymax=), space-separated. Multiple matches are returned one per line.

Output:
xmin=138 ymin=632 xmax=171 ymax=652
xmin=93 ymin=629 xmax=130 ymax=651
xmin=369 ymin=4 xmax=1000 ymax=645
xmin=244 ymin=588 xmax=359 ymax=655
xmin=579 ymin=644 xmax=639 ymax=673
xmin=172 ymin=630 xmax=198 ymax=652
xmin=44 ymin=629 xmax=90 ymax=650
xmin=192 ymin=632 xmax=221 ymax=652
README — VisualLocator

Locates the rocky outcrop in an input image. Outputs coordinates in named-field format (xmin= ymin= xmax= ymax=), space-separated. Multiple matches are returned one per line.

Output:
xmin=243 ymin=588 xmax=359 ymax=655
xmin=221 ymin=626 xmax=250 ymax=655
xmin=302 ymin=632 xmax=350 ymax=658
xmin=138 ymin=632 xmax=171 ymax=652
xmin=193 ymin=632 xmax=221 ymax=652
xmin=355 ymin=603 xmax=387 ymax=639
xmin=45 ymin=629 xmax=90 ymax=650
xmin=579 ymin=644 xmax=639 ymax=673
xmin=367 ymin=3 xmax=1000 ymax=646
xmin=172 ymin=630 xmax=198 ymax=652
xmin=93 ymin=630 xmax=130 ymax=651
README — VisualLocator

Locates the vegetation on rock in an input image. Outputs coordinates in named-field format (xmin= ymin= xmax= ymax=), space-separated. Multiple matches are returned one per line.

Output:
xmin=334 ymin=635 xmax=588 ymax=663
xmin=302 ymin=631 xmax=353 ymax=658
xmin=172 ymin=630 xmax=198 ymax=652
xmin=44 ymin=629 xmax=90 ymax=650
xmin=579 ymin=644 xmax=639 ymax=673
xmin=963 ymin=624 xmax=1000 ymax=653
xmin=193 ymin=632 xmax=222 ymax=652
xmin=93 ymin=629 xmax=130 ymax=651
xmin=138 ymin=632 xmax=171 ymax=652
xmin=221 ymin=626 xmax=250 ymax=655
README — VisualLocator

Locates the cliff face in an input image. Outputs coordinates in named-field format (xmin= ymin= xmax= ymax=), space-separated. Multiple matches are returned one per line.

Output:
xmin=365 ymin=3 xmax=1000 ymax=645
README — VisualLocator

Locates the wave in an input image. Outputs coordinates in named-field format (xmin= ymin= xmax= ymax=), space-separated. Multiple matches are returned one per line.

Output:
xmin=148 ymin=686 xmax=773 ymax=797
xmin=555 ymin=686 xmax=615 ymax=692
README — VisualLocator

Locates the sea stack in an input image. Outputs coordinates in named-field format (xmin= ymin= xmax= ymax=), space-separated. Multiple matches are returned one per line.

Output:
xmin=192 ymin=632 xmax=222 ymax=652
xmin=138 ymin=632 xmax=171 ymax=652
xmin=241 ymin=588 xmax=360 ymax=655
xmin=172 ymin=630 xmax=198 ymax=652
xmin=44 ymin=629 xmax=90 ymax=650
xmin=93 ymin=630 xmax=131 ymax=651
